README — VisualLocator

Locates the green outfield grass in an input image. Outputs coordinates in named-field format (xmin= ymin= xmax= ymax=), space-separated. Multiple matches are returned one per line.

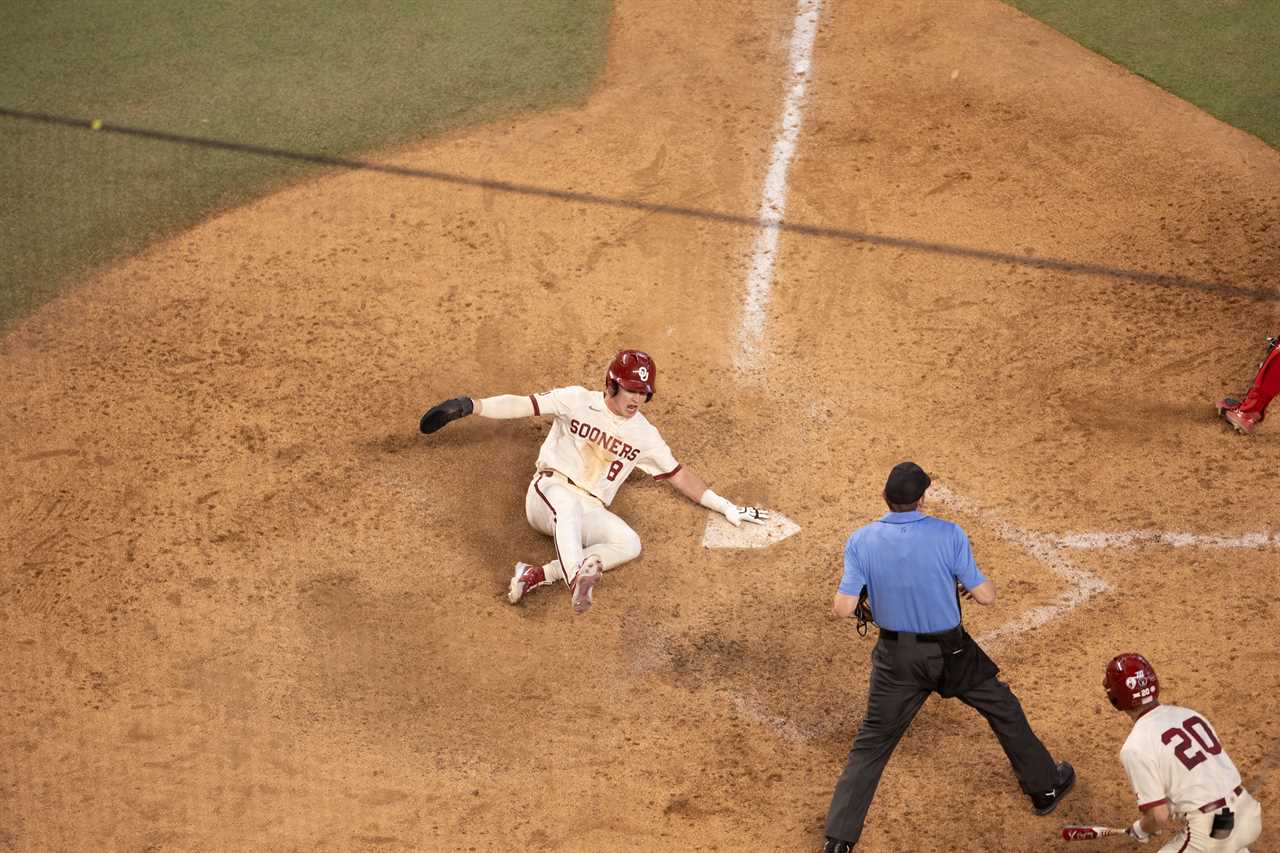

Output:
xmin=0 ymin=1 xmax=611 ymax=330
xmin=1005 ymin=0 xmax=1280 ymax=150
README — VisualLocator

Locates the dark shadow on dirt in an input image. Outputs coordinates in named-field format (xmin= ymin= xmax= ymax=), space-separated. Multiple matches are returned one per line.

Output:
xmin=5 ymin=107 xmax=1275 ymax=304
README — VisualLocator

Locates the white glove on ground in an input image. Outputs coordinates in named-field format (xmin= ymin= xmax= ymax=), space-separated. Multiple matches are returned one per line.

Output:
xmin=699 ymin=490 xmax=769 ymax=527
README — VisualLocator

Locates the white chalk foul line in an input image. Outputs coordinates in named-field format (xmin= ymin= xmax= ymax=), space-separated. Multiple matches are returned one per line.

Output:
xmin=1049 ymin=530 xmax=1280 ymax=549
xmin=716 ymin=0 xmax=824 ymax=738
xmin=734 ymin=0 xmax=822 ymax=374
xmin=927 ymin=484 xmax=1112 ymax=648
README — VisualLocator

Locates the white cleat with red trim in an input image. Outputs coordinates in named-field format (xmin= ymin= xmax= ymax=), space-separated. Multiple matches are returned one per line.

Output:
xmin=508 ymin=562 xmax=551 ymax=604
xmin=569 ymin=555 xmax=603 ymax=615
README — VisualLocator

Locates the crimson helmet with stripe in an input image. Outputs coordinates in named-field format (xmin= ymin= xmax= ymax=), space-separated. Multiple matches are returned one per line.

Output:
xmin=1104 ymin=653 xmax=1160 ymax=711
xmin=606 ymin=350 xmax=655 ymax=400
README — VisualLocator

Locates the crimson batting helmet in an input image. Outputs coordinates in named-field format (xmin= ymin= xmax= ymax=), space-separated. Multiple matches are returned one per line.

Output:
xmin=1104 ymin=653 xmax=1160 ymax=711
xmin=605 ymin=350 xmax=656 ymax=401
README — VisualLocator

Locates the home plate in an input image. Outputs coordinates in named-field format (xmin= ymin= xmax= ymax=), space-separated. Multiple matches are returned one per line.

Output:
xmin=702 ymin=512 xmax=801 ymax=549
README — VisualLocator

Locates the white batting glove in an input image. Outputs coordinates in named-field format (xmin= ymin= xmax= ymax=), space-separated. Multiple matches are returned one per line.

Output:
xmin=700 ymin=490 xmax=768 ymax=527
xmin=734 ymin=506 xmax=769 ymax=526
xmin=1127 ymin=820 xmax=1150 ymax=843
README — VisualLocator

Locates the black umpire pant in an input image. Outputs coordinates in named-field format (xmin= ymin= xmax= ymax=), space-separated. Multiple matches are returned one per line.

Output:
xmin=825 ymin=632 xmax=1058 ymax=845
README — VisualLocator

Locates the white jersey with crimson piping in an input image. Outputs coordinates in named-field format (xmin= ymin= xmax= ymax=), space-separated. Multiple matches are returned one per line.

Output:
xmin=1120 ymin=703 xmax=1244 ymax=815
xmin=530 ymin=386 xmax=680 ymax=505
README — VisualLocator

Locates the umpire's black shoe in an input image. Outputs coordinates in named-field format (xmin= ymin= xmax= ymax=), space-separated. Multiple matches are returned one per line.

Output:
xmin=823 ymin=839 xmax=854 ymax=853
xmin=1030 ymin=761 xmax=1076 ymax=816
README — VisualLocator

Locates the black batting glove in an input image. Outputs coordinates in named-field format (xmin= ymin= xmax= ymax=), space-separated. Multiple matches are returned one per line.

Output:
xmin=420 ymin=396 xmax=474 ymax=434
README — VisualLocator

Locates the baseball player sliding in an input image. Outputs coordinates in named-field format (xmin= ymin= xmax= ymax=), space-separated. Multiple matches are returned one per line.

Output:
xmin=418 ymin=349 xmax=767 ymax=614
xmin=1102 ymin=653 xmax=1262 ymax=851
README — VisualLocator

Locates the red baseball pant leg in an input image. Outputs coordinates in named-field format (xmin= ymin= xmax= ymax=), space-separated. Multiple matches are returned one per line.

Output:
xmin=1239 ymin=345 xmax=1280 ymax=418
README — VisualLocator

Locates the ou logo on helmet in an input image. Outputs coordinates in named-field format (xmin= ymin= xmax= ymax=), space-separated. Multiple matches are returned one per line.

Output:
xmin=635 ymin=366 xmax=650 ymax=381
xmin=1125 ymin=673 xmax=1150 ymax=691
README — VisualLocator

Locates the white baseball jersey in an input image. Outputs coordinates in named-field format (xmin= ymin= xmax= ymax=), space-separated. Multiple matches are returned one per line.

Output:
xmin=1120 ymin=704 xmax=1243 ymax=815
xmin=529 ymin=386 xmax=680 ymax=506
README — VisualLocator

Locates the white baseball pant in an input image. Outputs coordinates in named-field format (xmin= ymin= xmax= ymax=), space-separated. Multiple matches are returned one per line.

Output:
xmin=525 ymin=471 xmax=642 ymax=586
xmin=1158 ymin=790 xmax=1261 ymax=852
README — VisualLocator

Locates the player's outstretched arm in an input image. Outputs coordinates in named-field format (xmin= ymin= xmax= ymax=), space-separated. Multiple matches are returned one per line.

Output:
xmin=419 ymin=394 xmax=538 ymax=434
xmin=473 ymin=395 xmax=536 ymax=419
xmin=664 ymin=466 xmax=768 ymax=527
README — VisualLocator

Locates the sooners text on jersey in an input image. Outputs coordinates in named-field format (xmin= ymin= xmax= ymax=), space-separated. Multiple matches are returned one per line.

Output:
xmin=567 ymin=419 xmax=642 ymax=462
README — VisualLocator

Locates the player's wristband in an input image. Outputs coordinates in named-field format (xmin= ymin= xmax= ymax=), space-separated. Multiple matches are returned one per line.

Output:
xmin=699 ymin=489 xmax=736 ymax=515
xmin=1128 ymin=819 xmax=1150 ymax=842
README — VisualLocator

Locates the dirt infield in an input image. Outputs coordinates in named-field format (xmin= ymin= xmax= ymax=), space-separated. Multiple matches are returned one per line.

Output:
xmin=3 ymin=1 xmax=1278 ymax=851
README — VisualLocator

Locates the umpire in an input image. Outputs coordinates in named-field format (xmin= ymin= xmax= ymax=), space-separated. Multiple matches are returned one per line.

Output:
xmin=821 ymin=462 xmax=1075 ymax=853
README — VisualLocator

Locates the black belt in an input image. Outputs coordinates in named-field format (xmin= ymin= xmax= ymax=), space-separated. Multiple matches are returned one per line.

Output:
xmin=879 ymin=626 xmax=963 ymax=643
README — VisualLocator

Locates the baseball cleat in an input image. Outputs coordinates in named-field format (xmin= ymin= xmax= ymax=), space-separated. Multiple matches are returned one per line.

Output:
xmin=508 ymin=561 xmax=549 ymax=605
xmin=1215 ymin=397 xmax=1241 ymax=416
xmin=1224 ymin=408 xmax=1259 ymax=435
xmin=569 ymin=555 xmax=603 ymax=615
xmin=1030 ymin=761 xmax=1076 ymax=816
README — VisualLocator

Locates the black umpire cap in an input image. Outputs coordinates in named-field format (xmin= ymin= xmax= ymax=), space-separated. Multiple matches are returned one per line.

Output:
xmin=884 ymin=461 xmax=931 ymax=504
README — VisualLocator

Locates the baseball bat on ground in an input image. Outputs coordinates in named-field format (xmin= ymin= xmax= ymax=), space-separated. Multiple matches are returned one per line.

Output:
xmin=1061 ymin=825 xmax=1130 ymax=840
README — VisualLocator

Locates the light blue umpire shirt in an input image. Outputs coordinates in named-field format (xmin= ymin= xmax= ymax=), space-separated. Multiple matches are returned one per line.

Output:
xmin=837 ymin=510 xmax=988 ymax=634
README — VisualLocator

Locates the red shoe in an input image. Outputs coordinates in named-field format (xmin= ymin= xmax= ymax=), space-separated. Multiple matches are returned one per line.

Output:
xmin=1225 ymin=408 xmax=1259 ymax=435
xmin=1215 ymin=397 xmax=1241 ymax=416
xmin=569 ymin=556 xmax=603 ymax=615
xmin=508 ymin=562 xmax=549 ymax=604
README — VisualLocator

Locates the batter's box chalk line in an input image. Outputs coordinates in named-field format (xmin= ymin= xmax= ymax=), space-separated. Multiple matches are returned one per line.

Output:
xmin=928 ymin=483 xmax=1112 ymax=648
xmin=716 ymin=484 xmax=1126 ymax=742
xmin=701 ymin=512 xmax=801 ymax=549
xmin=711 ymin=486 xmax=1271 ymax=745
xmin=720 ymin=689 xmax=830 ymax=745
xmin=708 ymin=484 xmax=1110 ymax=745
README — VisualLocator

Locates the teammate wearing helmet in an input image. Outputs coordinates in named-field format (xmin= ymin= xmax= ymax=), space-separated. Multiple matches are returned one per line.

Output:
xmin=1104 ymin=653 xmax=1262 ymax=851
xmin=418 ymin=350 xmax=768 ymax=614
